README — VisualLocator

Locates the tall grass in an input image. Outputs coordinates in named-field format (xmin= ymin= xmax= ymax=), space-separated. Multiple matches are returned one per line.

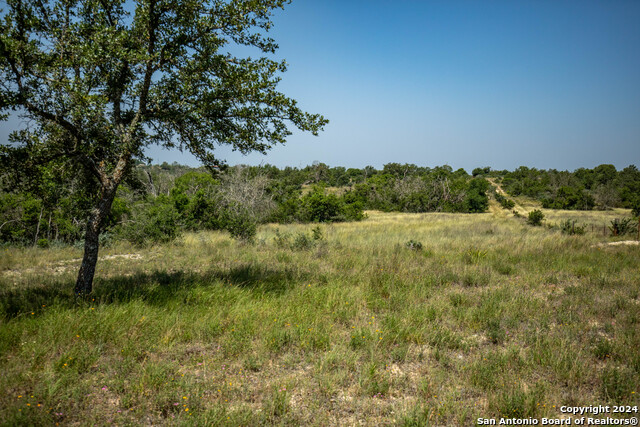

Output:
xmin=1 ymin=209 xmax=638 ymax=425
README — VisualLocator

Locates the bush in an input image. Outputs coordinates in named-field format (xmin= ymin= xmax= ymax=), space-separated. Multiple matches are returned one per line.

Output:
xmin=608 ymin=218 xmax=633 ymax=236
xmin=300 ymin=187 xmax=344 ymax=222
xmin=405 ymin=240 xmax=423 ymax=251
xmin=495 ymin=192 xmax=515 ymax=209
xmin=541 ymin=186 xmax=595 ymax=210
xmin=292 ymin=233 xmax=314 ymax=250
xmin=118 ymin=196 xmax=179 ymax=246
xmin=560 ymin=219 xmax=586 ymax=235
xmin=299 ymin=186 xmax=365 ymax=223
xmin=465 ymin=178 xmax=490 ymax=213
xmin=225 ymin=211 xmax=257 ymax=242
xmin=527 ymin=209 xmax=544 ymax=226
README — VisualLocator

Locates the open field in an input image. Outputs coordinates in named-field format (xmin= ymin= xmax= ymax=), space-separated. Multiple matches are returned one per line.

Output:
xmin=1 ymin=208 xmax=639 ymax=425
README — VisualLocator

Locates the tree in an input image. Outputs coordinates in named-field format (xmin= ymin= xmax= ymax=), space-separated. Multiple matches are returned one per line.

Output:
xmin=0 ymin=0 xmax=327 ymax=295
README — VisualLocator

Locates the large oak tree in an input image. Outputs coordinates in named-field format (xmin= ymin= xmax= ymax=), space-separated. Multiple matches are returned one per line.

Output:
xmin=0 ymin=0 xmax=327 ymax=295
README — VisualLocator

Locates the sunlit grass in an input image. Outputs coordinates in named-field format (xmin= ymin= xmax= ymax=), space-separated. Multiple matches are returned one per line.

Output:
xmin=1 ymin=209 xmax=638 ymax=425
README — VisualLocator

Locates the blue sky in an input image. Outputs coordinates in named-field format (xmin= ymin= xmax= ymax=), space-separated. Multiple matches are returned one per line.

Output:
xmin=3 ymin=0 xmax=639 ymax=172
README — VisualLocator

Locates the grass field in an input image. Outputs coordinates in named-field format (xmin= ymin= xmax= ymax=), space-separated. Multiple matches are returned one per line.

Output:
xmin=1 ymin=206 xmax=639 ymax=425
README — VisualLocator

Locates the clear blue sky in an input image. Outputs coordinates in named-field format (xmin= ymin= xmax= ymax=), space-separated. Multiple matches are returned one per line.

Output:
xmin=3 ymin=0 xmax=639 ymax=172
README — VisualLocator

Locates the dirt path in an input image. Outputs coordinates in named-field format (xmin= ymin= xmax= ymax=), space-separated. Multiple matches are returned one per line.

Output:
xmin=486 ymin=177 xmax=528 ymax=216
xmin=2 ymin=253 xmax=143 ymax=278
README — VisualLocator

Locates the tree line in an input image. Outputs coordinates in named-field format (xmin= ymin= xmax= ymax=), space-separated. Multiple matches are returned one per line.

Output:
xmin=2 ymin=162 xmax=638 ymax=248
xmin=491 ymin=164 xmax=640 ymax=211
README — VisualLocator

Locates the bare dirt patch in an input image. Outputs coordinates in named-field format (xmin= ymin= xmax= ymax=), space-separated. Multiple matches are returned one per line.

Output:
xmin=2 ymin=253 xmax=144 ymax=277
xmin=593 ymin=240 xmax=639 ymax=248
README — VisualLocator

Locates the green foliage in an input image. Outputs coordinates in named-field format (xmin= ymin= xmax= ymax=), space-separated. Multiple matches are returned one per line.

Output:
xmin=559 ymin=219 xmax=586 ymax=235
xmin=4 ymin=162 xmax=640 ymax=251
xmin=300 ymin=187 xmax=343 ymax=222
xmin=608 ymin=218 xmax=634 ymax=236
xmin=225 ymin=210 xmax=257 ymax=242
xmin=499 ymin=164 xmax=640 ymax=211
xmin=171 ymin=172 xmax=223 ymax=231
xmin=464 ymin=178 xmax=490 ymax=213
xmin=405 ymin=240 xmax=423 ymax=251
xmin=472 ymin=166 xmax=491 ymax=177
xmin=542 ymin=186 xmax=595 ymax=210
xmin=526 ymin=209 xmax=545 ymax=226
xmin=494 ymin=192 xmax=515 ymax=209
xmin=1 ymin=0 xmax=327 ymax=292
xmin=118 ymin=196 xmax=179 ymax=246
xmin=631 ymin=199 xmax=640 ymax=218
xmin=311 ymin=226 xmax=323 ymax=241
xmin=299 ymin=186 xmax=364 ymax=223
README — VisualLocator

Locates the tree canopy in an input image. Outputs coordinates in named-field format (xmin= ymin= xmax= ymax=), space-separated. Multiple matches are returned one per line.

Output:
xmin=0 ymin=0 xmax=327 ymax=294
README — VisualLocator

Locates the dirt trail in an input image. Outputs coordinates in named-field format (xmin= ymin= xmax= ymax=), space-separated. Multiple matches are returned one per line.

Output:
xmin=3 ymin=253 xmax=143 ymax=277
xmin=486 ymin=177 xmax=528 ymax=216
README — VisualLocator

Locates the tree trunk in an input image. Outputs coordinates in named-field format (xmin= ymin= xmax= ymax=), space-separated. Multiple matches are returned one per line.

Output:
xmin=33 ymin=205 xmax=44 ymax=246
xmin=74 ymin=186 xmax=118 ymax=296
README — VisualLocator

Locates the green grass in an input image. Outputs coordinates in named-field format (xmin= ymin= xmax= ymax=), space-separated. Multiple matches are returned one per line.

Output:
xmin=1 ymin=209 xmax=639 ymax=425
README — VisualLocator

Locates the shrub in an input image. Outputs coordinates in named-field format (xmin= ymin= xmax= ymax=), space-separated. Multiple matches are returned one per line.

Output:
xmin=495 ymin=192 xmax=516 ymax=209
xmin=299 ymin=186 xmax=365 ymax=222
xmin=311 ymin=226 xmax=323 ymax=241
xmin=36 ymin=238 xmax=49 ymax=248
xmin=226 ymin=211 xmax=257 ymax=242
xmin=300 ymin=187 xmax=344 ymax=222
xmin=527 ymin=209 xmax=544 ymax=226
xmin=292 ymin=233 xmax=314 ymax=250
xmin=560 ymin=219 xmax=586 ymax=235
xmin=465 ymin=178 xmax=490 ymax=213
xmin=541 ymin=186 xmax=595 ymax=210
xmin=405 ymin=240 xmax=423 ymax=251
xmin=118 ymin=196 xmax=180 ymax=246
xmin=608 ymin=218 xmax=633 ymax=236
